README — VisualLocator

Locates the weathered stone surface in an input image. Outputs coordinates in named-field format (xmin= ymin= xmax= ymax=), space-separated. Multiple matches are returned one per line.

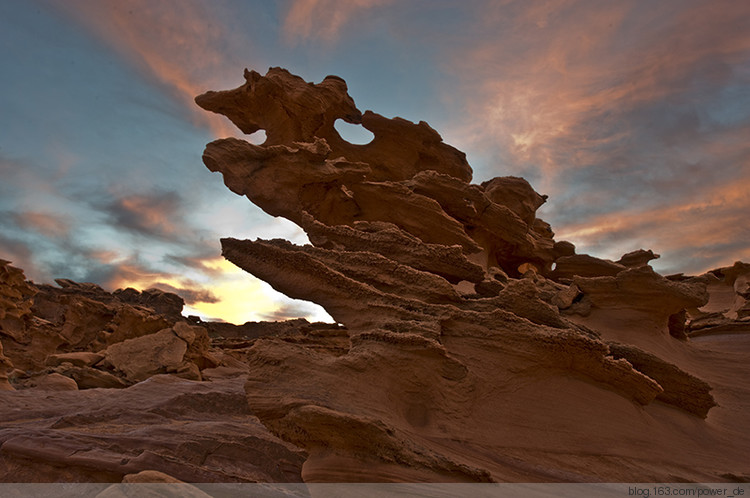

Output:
xmin=301 ymin=214 xmax=485 ymax=284
xmin=607 ymin=343 xmax=717 ymax=418
xmin=1 ymin=66 xmax=746 ymax=485
xmin=191 ymin=68 xmax=746 ymax=482
xmin=550 ymin=254 xmax=626 ymax=281
xmin=0 ymin=278 xmax=185 ymax=377
xmin=45 ymin=351 xmax=104 ymax=368
xmin=573 ymin=266 xmax=709 ymax=336
xmin=0 ymin=260 xmax=37 ymax=343
xmin=101 ymin=328 xmax=192 ymax=383
xmin=33 ymin=372 xmax=79 ymax=391
xmin=113 ymin=287 xmax=185 ymax=319
xmin=617 ymin=249 xmax=660 ymax=268
xmin=686 ymin=262 xmax=750 ymax=337
xmin=0 ymin=339 xmax=13 ymax=391
xmin=197 ymin=68 xmax=559 ymax=277
xmin=196 ymin=67 xmax=472 ymax=183
xmin=54 ymin=364 xmax=130 ymax=389
xmin=0 ymin=376 xmax=306 ymax=482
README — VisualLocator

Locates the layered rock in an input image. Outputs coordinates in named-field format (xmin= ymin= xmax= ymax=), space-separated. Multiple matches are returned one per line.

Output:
xmin=0 ymin=375 xmax=305 ymax=482
xmin=687 ymin=262 xmax=750 ymax=337
xmin=0 ymin=265 xmax=222 ymax=390
xmin=0 ymin=260 xmax=37 ymax=344
xmin=195 ymin=68 xmax=748 ymax=482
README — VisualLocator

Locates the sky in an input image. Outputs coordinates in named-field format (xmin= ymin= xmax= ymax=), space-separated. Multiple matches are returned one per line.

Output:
xmin=1 ymin=0 xmax=749 ymax=324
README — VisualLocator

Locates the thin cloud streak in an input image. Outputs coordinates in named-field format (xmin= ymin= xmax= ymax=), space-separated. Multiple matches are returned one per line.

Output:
xmin=282 ymin=0 xmax=395 ymax=44
xmin=449 ymin=1 xmax=750 ymax=182
xmin=12 ymin=211 xmax=72 ymax=239
xmin=439 ymin=0 xmax=750 ymax=272
xmin=556 ymin=175 xmax=750 ymax=274
xmin=50 ymin=0 xmax=249 ymax=139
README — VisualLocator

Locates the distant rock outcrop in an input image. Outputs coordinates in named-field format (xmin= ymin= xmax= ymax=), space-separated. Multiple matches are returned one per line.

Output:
xmin=194 ymin=68 xmax=749 ymax=482
xmin=0 ymin=258 xmax=329 ymax=482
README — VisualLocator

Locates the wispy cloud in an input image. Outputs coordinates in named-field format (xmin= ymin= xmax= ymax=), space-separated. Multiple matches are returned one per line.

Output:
xmin=12 ymin=211 xmax=71 ymax=239
xmin=448 ymin=1 xmax=750 ymax=180
xmin=49 ymin=0 xmax=249 ymax=138
xmin=438 ymin=0 xmax=750 ymax=271
xmin=99 ymin=189 xmax=184 ymax=240
xmin=282 ymin=0 xmax=394 ymax=44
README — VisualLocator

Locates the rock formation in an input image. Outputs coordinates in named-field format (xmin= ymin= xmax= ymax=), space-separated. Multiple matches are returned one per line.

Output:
xmin=0 ymin=259 xmax=344 ymax=482
xmin=192 ymin=68 xmax=749 ymax=482
xmin=0 ymin=67 xmax=747 ymax=484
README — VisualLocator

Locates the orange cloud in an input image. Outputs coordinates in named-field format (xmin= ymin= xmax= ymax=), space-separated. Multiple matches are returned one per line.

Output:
xmin=104 ymin=256 xmax=331 ymax=324
xmin=446 ymin=2 xmax=750 ymax=189
xmin=14 ymin=211 xmax=71 ymax=239
xmin=282 ymin=0 xmax=395 ymax=44
xmin=555 ymin=174 xmax=750 ymax=274
xmin=52 ymin=0 xmax=247 ymax=138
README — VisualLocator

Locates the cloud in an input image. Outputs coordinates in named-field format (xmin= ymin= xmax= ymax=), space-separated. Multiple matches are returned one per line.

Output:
xmin=48 ymin=0 xmax=250 ymax=138
xmin=434 ymin=0 xmax=750 ymax=272
xmin=99 ymin=189 xmax=184 ymax=240
xmin=555 ymin=175 xmax=750 ymax=274
xmin=104 ymin=262 xmax=219 ymax=305
xmin=12 ymin=211 xmax=72 ymax=239
xmin=282 ymin=0 xmax=395 ymax=44
xmin=257 ymin=302 xmax=325 ymax=322
xmin=447 ymin=1 xmax=750 ymax=181
xmin=0 ymin=233 xmax=36 ymax=279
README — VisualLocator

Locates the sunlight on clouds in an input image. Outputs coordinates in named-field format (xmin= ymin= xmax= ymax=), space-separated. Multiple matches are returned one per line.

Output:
xmin=113 ymin=256 xmax=330 ymax=325
xmin=183 ymin=258 xmax=280 ymax=324
xmin=555 ymin=176 xmax=750 ymax=273
xmin=54 ymin=0 xmax=248 ymax=139
xmin=283 ymin=0 xmax=394 ymax=44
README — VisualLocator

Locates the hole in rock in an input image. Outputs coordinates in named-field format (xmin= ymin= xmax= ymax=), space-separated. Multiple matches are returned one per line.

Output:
xmin=334 ymin=118 xmax=374 ymax=145
xmin=247 ymin=129 xmax=267 ymax=145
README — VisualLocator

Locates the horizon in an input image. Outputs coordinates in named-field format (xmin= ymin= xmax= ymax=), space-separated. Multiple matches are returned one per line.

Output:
xmin=1 ymin=0 xmax=749 ymax=324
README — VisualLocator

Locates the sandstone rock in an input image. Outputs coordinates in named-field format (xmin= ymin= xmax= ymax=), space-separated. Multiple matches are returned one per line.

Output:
xmin=104 ymin=305 xmax=173 ymax=346
xmin=197 ymin=68 xmax=559 ymax=277
xmin=301 ymin=214 xmax=485 ymax=284
xmin=45 ymin=351 xmax=104 ymax=368
xmin=617 ymin=249 xmax=660 ymax=268
xmin=572 ymin=266 xmax=709 ymax=340
xmin=121 ymin=469 xmax=188 ymax=483
xmin=481 ymin=176 xmax=547 ymax=225
xmin=193 ymin=68 xmax=743 ymax=481
xmin=552 ymin=283 xmax=583 ymax=310
xmin=553 ymin=240 xmax=576 ymax=258
xmin=737 ymin=301 xmax=750 ymax=319
xmin=0 ymin=339 xmax=13 ymax=391
xmin=667 ymin=309 xmax=689 ymax=341
xmin=196 ymin=67 xmax=472 ymax=183
xmin=54 ymin=364 xmax=129 ymax=389
xmin=608 ymin=343 xmax=716 ymax=418
xmin=0 ymin=279 xmax=183 ymax=374
xmin=0 ymin=375 xmax=306 ymax=482
xmin=550 ymin=254 xmax=626 ymax=281
xmin=686 ymin=263 xmax=750 ymax=336
xmin=101 ymin=328 xmax=191 ymax=383
xmin=0 ymin=260 xmax=37 ymax=343
xmin=113 ymin=287 xmax=184 ymax=319
xmin=33 ymin=372 xmax=78 ymax=391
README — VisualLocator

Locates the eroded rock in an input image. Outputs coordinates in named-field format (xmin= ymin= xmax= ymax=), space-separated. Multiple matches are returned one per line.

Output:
xmin=194 ymin=68 xmax=736 ymax=482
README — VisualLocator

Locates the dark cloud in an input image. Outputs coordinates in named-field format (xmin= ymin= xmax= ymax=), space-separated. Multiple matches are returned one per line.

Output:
xmin=143 ymin=281 xmax=219 ymax=305
xmin=98 ymin=189 xmax=185 ymax=240
xmin=259 ymin=303 xmax=324 ymax=322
